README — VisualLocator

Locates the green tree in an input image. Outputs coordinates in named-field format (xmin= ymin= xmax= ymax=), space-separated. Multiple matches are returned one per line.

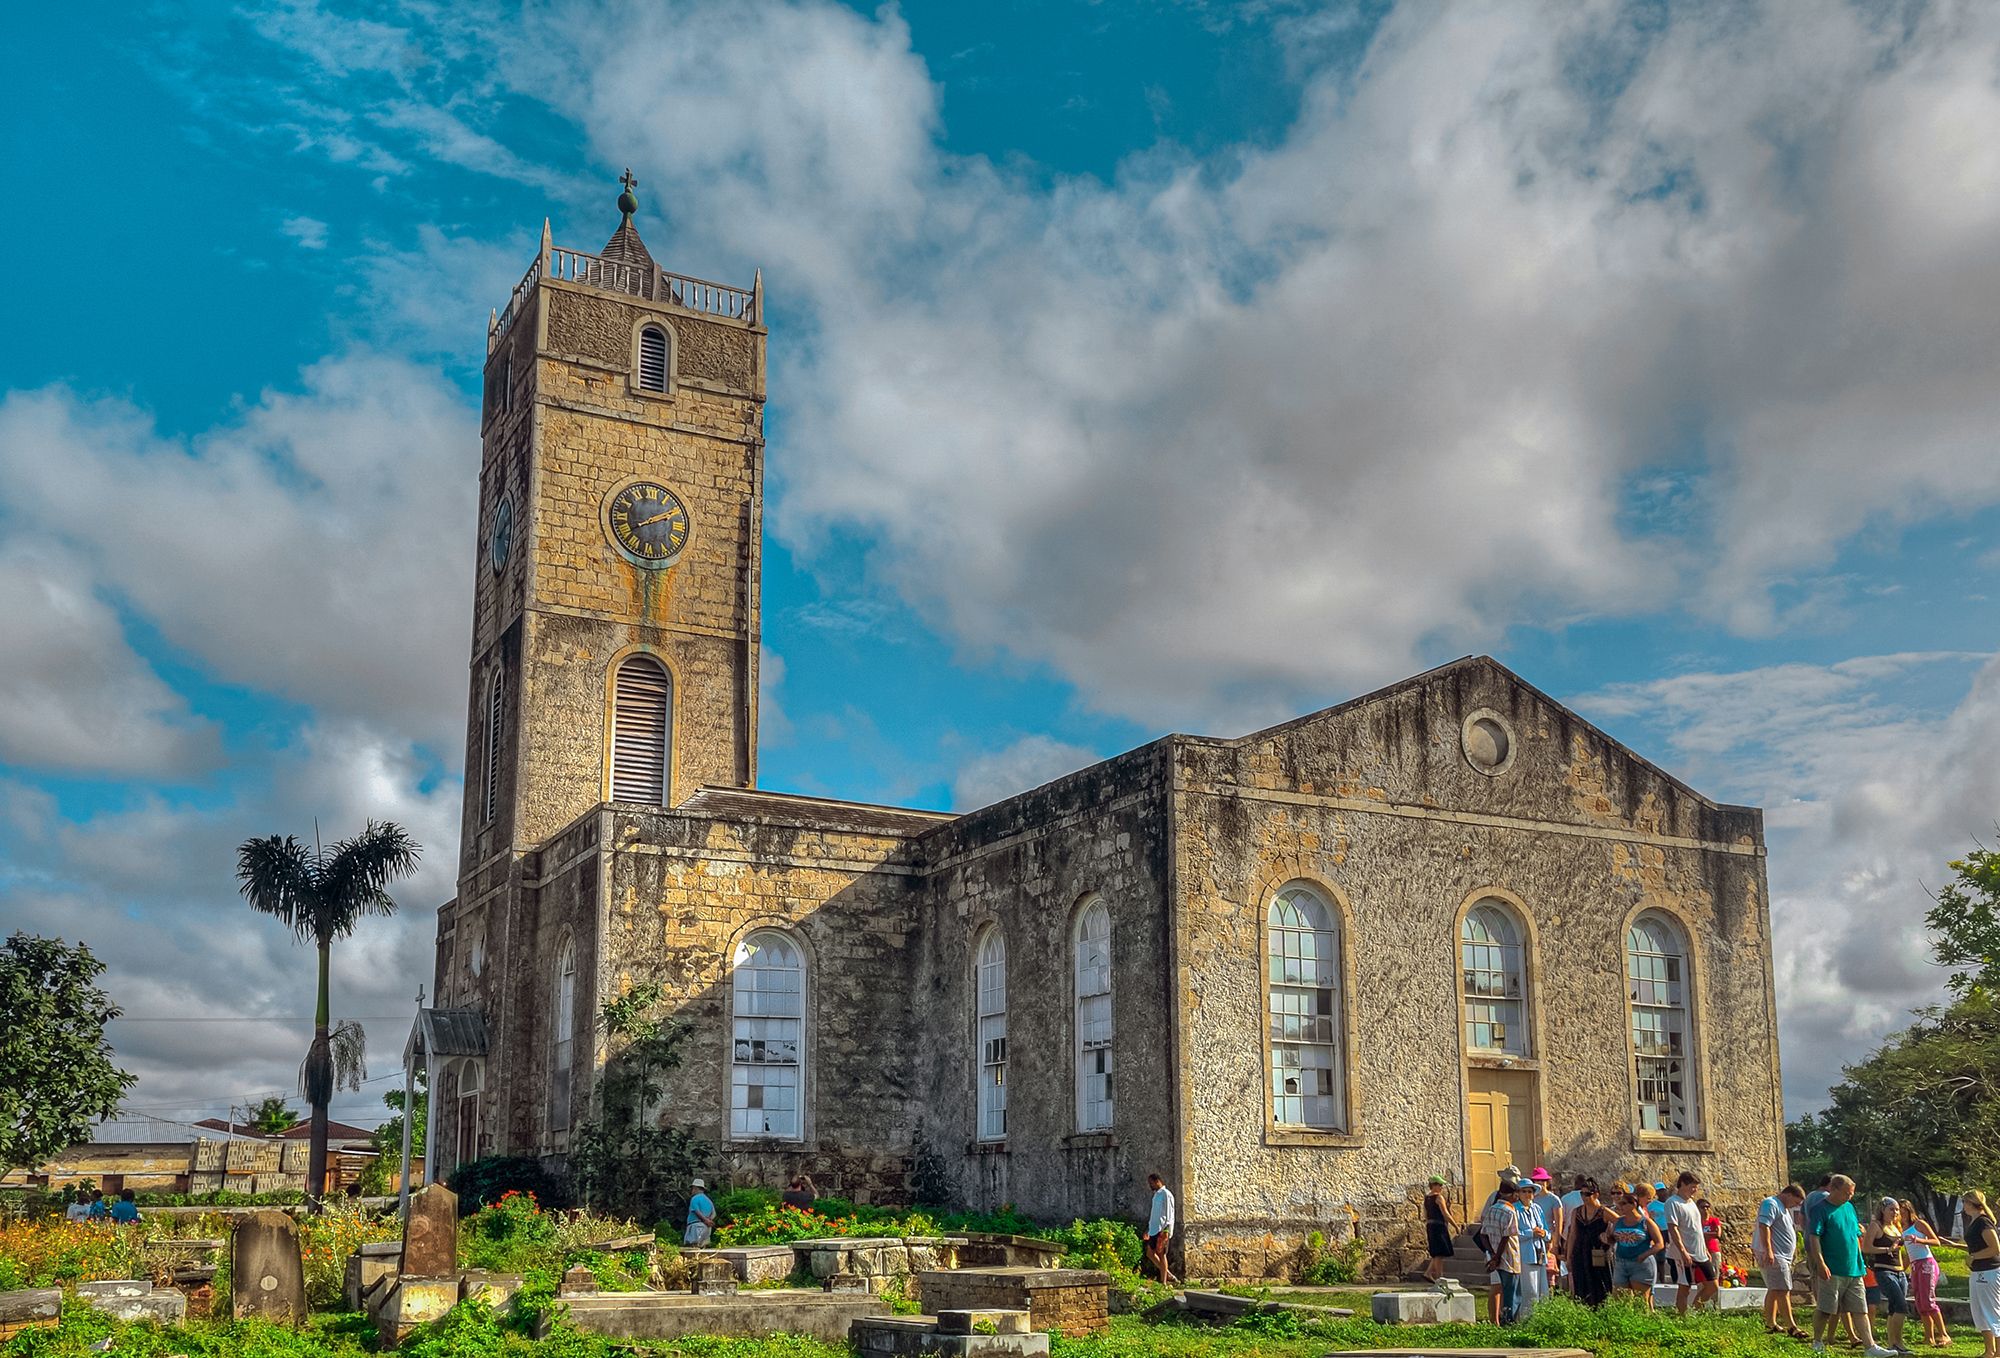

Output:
xmin=1810 ymin=991 xmax=2000 ymax=1220
xmin=0 ymin=934 xmax=136 ymax=1172
xmin=249 ymin=1096 xmax=303 ymax=1135
xmin=1927 ymin=845 xmax=2000 ymax=998
xmin=569 ymin=982 xmax=708 ymax=1225
xmin=353 ymin=1078 xmax=426 ymax=1196
xmin=236 ymin=820 xmax=420 ymax=1205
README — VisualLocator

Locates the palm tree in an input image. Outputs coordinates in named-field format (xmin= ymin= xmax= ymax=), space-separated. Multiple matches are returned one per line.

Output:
xmin=236 ymin=821 xmax=420 ymax=1205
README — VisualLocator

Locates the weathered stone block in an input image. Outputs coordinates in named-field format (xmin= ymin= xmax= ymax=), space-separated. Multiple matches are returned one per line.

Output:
xmin=81 ymin=1286 xmax=187 ymax=1325
xmin=230 ymin=1210 xmax=306 ymax=1326
xmin=460 ymin=1270 xmax=523 ymax=1310
xmin=560 ymin=1264 xmax=601 ymax=1295
xmin=1372 ymin=1288 xmax=1477 ymax=1324
xmin=937 ymin=1309 xmax=1030 ymax=1334
xmin=1650 ymin=1283 xmax=1765 ymax=1311
xmin=0 ymin=1287 xmax=62 ymax=1337
xmin=375 ymin=1277 xmax=460 ymax=1345
xmin=345 ymin=1247 xmax=403 ymax=1310
xmin=400 ymin=1184 xmax=459 ymax=1278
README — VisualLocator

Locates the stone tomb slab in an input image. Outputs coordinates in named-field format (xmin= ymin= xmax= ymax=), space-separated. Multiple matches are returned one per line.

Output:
xmin=684 ymin=1245 xmax=797 ymax=1285
xmin=0 ymin=1288 xmax=62 ymax=1340
xmin=230 ymin=1210 xmax=307 ymax=1326
xmin=1372 ymin=1287 xmax=1478 ymax=1325
xmin=916 ymin=1268 xmax=1109 ymax=1336
xmin=1650 ymin=1284 xmax=1765 ymax=1311
xmin=553 ymin=1291 xmax=889 ymax=1343
xmin=853 ymin=1312 xmax=1050 ymax=1357
xmin=344 ymin=1244 xmax=404 ymax=1310
xmin=77 ymin=1280 xmax=187 ymax=1326
xmin=374 ymin=1276 xmax=461 ymax=1347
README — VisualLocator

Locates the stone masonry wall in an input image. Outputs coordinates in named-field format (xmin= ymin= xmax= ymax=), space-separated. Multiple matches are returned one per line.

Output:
xmin=912 ymin=746 xmax=1178 ymax=1227
xmin=595 ymin=799 xmax=948 ymax=1197
xmin=1168 ymin=657 xmax=1783 ymax=1278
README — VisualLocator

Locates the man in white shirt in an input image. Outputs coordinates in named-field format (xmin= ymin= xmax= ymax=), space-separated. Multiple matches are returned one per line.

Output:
xmin=64 ymin=1189 xmax=93 ymax=1223
xmin=1145 ymin=1173 xmax=1178 ymax=1287
xmin=1668 ymin=1172 xmax=1718 ymax=1315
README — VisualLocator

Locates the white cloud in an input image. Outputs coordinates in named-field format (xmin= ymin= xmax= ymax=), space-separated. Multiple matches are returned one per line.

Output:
xmin=458 ymin=0 xmax=2000 ymax=732
xmin=1574 ymin=650 xmax=2000 ymax=1114
xmin=1 ymin=721 xmax=461 ymax=1124
xmin=0 ymin=351 xmax=479 ymax=755
xmin=280 ymin=214 xmax=329 ymax=249
xmin=952 ymin=734 xmax=1098 ymax=811
xmin=0 ymin=543 xmax=220 ymax=776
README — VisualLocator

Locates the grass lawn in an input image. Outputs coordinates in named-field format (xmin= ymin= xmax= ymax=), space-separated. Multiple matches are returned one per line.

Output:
xmin=8 ymin=1294 xmax=1997 ymax=1358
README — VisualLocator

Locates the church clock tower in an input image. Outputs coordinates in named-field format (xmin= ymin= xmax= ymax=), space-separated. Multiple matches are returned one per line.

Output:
xmin=458 ymin=173 xmax=765 ymax=877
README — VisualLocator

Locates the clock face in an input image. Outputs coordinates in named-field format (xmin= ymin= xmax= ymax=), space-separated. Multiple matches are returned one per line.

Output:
xmin=605 ymin=481 xmax=691 ymax=566
xmin=489 ymin=497 xmax=514 ymax=576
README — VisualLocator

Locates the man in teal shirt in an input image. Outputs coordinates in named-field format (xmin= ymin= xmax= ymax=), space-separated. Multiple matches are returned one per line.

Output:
xmin=1808 ymin=1174 xmax=1893 ymax=1356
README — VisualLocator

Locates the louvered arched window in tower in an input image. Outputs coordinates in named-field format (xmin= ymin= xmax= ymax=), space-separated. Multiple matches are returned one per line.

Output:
xmin=610 ymin=655 xmax=672 ymax=805
xmin=637 ymin=325 xmax=669 ymax=393
xmin=550 ymin=940 xmax=576 ymax=1133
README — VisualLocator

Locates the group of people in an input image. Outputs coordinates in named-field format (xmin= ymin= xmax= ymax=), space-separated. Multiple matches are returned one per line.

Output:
xmin=1424 ymin=1165 xmax=2000 ymax=1357
xmin=680 ymin=1173 xmax=821 ymax=1247
xmin=62 ymin=1187 xmax=141 ymax=1224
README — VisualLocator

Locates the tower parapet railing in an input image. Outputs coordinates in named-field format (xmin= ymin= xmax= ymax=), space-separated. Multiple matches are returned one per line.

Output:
xmin=491 ymin=244 xmax=760 ymax=349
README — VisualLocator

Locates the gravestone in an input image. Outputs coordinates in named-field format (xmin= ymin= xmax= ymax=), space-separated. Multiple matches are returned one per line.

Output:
xmin=401 ymin=1183 xmax=459 ymax=1278
xmin=560 ymin=1264 xmax=600 ymax=1295
xmin=230 ymin=1210 xmax=307 ymax=1326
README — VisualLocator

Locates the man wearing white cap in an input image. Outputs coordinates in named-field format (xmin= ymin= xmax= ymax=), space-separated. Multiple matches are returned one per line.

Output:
xmin=684 ymin=1177 xmax=716 ymax=1247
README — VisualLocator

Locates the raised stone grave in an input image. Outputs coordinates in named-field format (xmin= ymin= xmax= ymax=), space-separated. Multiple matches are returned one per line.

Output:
xmin=373 ymin=1276 xmax=459 ymax=1346
xmin=916 ymin=1268 xmax=1109 ymax=1336
xmin=953 ymin=1235 xmax=1064 ymax=1270
xmin=458 ymin=1270 xmax=523 ymax=1311
xmin=77 ymin=1279 xmax=188 ymax=1325
xmin=400 ymin=1183 xmax=459 ymax=1278
xmin=551 ymin=1291 xmax=890 ymax=1342
xmin=0 ymin=1288 xmax=62 ymax=1339
xmin=795 ymin=1236 xmax=962 ymax=1283
xmin=1650 ymin=1283 xmax=1765 ymax=1311
xmin=560 ymin=1264 xmax=601 ymax=1295
xmin=852 ymin=1310 xmax=1050 ymax=1357
xmin=683 ymin=1245 xmax=797 ymax=1285
xmin=344 ymin=1241 xmax=403 ymax=1310
xmin=1372 ymin=1283 xmax=1478 ymax=1325
xmin=230 ymin=1210 xmax=307 ymax=1326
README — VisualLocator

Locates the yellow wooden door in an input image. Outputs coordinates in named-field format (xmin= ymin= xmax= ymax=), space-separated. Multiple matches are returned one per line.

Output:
xmin=1466 ymin=1068 xmax=1535 ymax=1209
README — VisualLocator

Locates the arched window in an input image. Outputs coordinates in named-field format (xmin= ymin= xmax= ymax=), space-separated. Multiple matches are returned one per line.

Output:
xmin=610 ymin=655 xmax=672 ymax=805
xmin=976 ymin=929 xmax=1008 ymax=1141
xmin=550 ymin=940 xmax=576 ymax=1132
xmin=637 ymin=325 xmax=669 ymax=393
xmin=1074 ymin=900 xmax=1113 ymax=1132
xmin=1460 ymin=901 xmax=1528 ymax=1056
xmin=1627 ymin=912 xmax=1699 ymax=1136
xmin=482 ymin=667 xmax=504 ymax=823
xmin=1267 ymin=885 xmax=1343 ymax=1130
xmin=731 ymin=931 xmax=805 ymax=1139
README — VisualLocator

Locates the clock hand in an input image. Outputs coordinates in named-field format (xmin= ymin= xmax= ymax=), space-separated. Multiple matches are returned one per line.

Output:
xmin=634 ymin=510 xmax=677 ymax=527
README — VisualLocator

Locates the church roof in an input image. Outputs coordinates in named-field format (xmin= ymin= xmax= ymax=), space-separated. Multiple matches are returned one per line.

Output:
xmin=675 ymin=786 xmax=953 ymax=836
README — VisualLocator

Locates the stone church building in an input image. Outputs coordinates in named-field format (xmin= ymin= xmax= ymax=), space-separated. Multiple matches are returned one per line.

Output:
xmin=420 ymin=185 xmax=1786 ymax=1276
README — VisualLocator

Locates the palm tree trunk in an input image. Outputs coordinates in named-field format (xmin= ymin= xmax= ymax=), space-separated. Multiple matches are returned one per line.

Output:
xmin=307 ymin=937 xmax=331 ymax=1208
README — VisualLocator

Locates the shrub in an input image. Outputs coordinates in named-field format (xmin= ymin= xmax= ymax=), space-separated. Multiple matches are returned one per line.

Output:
xmin=714 ymin=1186 xmax=779 ymax=1224
xmin=449 ymin=1155 xmax=567 ymax=1212
xmin=714 ymin=1202 xmax=854 ymax=1247
xmin=297 ymin=1201 xmax=403 ymax=1308
xmin=1045 ymin=1217 xmax=1145 ymax=1273
xmin=461 ymin=1191 xmax=560 ymax=1274
xmin=1295 ymin=1228 xmax=1364 ymax=1285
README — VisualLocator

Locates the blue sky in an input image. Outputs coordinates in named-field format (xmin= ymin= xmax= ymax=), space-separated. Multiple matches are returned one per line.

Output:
xmin=2 ymin=0 xmax=1998 ymax=1128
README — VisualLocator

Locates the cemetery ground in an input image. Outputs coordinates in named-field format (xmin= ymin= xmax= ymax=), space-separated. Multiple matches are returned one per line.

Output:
xmin=0 ymin=1192 xmax=1989 ymax=1358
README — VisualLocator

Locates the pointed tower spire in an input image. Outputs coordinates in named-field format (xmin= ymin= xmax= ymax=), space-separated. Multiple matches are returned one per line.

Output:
xmin=601 ymin=167 xmax=656 ymax=275
xmin=539 ymin=217 xmax=552 ymax=265
xmin=752 ymin=268 xmax=764 ymax=325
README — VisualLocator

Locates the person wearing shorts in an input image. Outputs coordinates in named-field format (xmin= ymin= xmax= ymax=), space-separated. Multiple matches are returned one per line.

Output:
xmin=1145 ymin=1173 xmax=1178 ymax=1288
xmin=1667 ymin=1173 xmax=1717 ymax=1315
xmin=1755 ymin=1183 xmax=1806 ymax=1337
xmin=1480 ymin=1181 xmax=1525 ymax=1324
xmin=1608 ymin=1192 xmax=1663 ymax=1306
xmin=1809 ymin=1174 xmax=1894 ymax=1357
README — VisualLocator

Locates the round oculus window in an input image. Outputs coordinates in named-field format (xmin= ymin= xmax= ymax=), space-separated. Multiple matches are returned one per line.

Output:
xmin=1462 ymin=709 xmax=1516 ymax=776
